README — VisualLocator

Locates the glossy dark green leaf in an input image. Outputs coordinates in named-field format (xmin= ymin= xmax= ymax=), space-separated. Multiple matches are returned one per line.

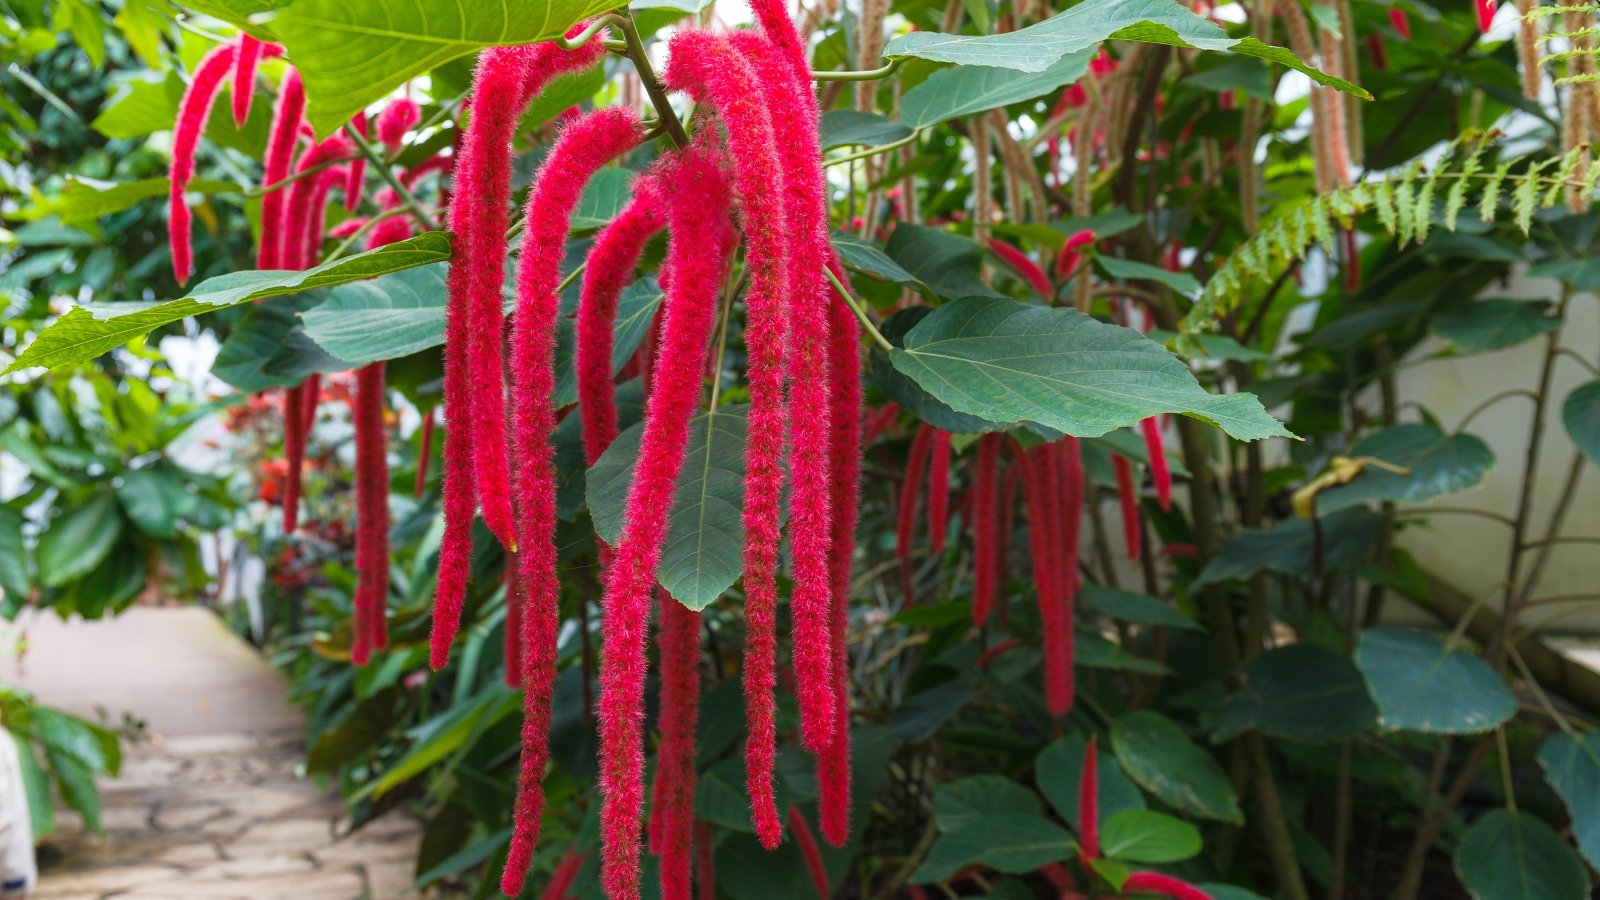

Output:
xmin=1454 ymin=810 xmax=1589 ymax=900
xmin=832 ymin=232 xmax=924 ymax=286
xmin=1111 ymin=710 xmax=1241 ymax=823
xmin=888 ymin=678 xmax=977 ymax=742
xmin=889 ymin=296 xmax=1291 ymax=441
xmin=1537 ymin=732 xmax=1600 ymax=869
xmin=300 ymin=264 xmax=452 ymax=364
xmin=1081 ymin=585 xmax=1202 ymax=631
xmin=1037 ymin=734 xmax=1146 ymax=832
xmin=1076 ymin=634 xmax=1169 ymax=674
xmin=1433 ymin=299 xmax=1562 ymax=351
xmin=901 ymin=50 xmax=1094 ymax=128
xmin=8 ymin=234 xmax=450 ymax=373
xmin=37 ymin=494 xmax=123 ymax=588
xmin=571 ymin=167 xmax=637 ymax=230
xmin=871 ymin=307 xmax=1012 ymax=433
xmin=553 ymin=281 xmax=662 ymax=408
xmin=40 ymin=176 xmax=233 ymax=225
xmin=910 ymin=814 xmax=1075 ymax=883
xmin=1197 ymin=507 xmax=1381 ymax=584
xmin=0 ymin=510 xmax=26 ymax=607
xmin=884 ymin=225 xmax=996 ymax=300
xmin=1215 ymin=644 xmax=1375 ymax=742
xmin=820 ymin=110 xmax=914 ymax=148
xmin=212 ymin=295 xmax=350 ymax=392
xmin=1562 ymin=380 xmax=1600 ymax=467
xmin=1353 ymin=627 xmax=1515 ymax=734
xmin=1315 ymin=424 xmax=1495 ymax=515
xmin=1099 ymin=809 xmax=1201 ymax=864
xmin=934 ymin=775 xmax=1042 ymax=829
xmin=115 ymin=467 xmax=191 ymax=540
xmin=1096 ymin=255 xmax=1201 ymax=294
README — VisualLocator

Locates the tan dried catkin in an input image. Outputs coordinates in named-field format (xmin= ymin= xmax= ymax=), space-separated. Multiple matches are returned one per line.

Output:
xmin=1516 ymin=0 xmax=1541 ymax=101
xmin=1281 ymin=0 xmax=1335 ymax=191
xmin=1336 ymin=0 xmax=1364 ymax=166
xmin=974 ymin=116 xmax=994 ymax=259
xmin=856 ymin=0 xmax=888 ymax=111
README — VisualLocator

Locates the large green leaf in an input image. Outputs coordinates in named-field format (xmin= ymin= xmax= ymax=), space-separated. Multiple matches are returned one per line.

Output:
xmin=933 ymin=775 xmax=1042 ymax=829
xmin=888 ymin=296 xmax=1290 ymax=441
xmin=212 ymin=295 xmax=351 ymax=392
xmin=36 ymin=494 xmax=124 ymax=588
xmin=588 ymin=405 xmax=770 ymax=610
xmin=0 ymin=509 xmax=27 ymax=606
xmin=885 ymin=225 xmax=996 ymax=300
xmin=1197 ymin=506 xmax=1381 ymax=584
xmin=883 ymin=0 xmax=1368 ymax=98
xmin=300 ymin=264 xmax=451 ymax=364
xmin=1037 ymin=734 xmax=1146 ymax=833
xmin=910 ymin=814 xmax=1076 ymax=883
xmin=1454 ymin=810 xmax=1589 ymax=900
xmin=1099 ymin=809 xmax=1201 ymax=864
xmin=832 ymin=232 xmax=924 ymax=287
xmin=1538 ymin=732 xmax=1600 ymax=870
xmin=820 ymin=110 xmax=914 ymax=149
xmin=265 ymin=1 xmax=616 ymax=135
xmin=1562 ymin=380 xmax=1600 ymax=467
xmin=1433 ymin=299 xmax=1562 ymax=351
xmin=571 ymin=167 xmax=637 ymax=230
xmin=1315 ymin=424 xmax=1495 ymax=515
xmin=1111 ymin=711 xmax=1241 ymax=823
xmin=1215 ymin=644 xmax=1375 ymax=742
xmin=7 ymin=234 xmax=450 ymax=373
xmin=1081 ymin=585 xmax=1201 ymax=631
xmin=35 ymin=177 xmax=233 ymax=226
xmin=1353 ymin=627 xmax=1515 ymax=734
xmin=872 ymin=307 xmax=1011 ymax=433
xmin=115 ymin=467 xmax=191 ymax=540
xmin=901 ymin=50 xmax=1094 ymax=128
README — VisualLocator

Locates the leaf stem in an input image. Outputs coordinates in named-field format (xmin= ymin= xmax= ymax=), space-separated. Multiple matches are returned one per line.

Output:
xmin=812 ymin=58 xmax=904 ymax=81
xmin=557 ymin=15 xmax=625 ymax=51
xmin=343 ymin=121 xmax=441 ymax=232
xmin=825 ymin=129 xmax=920 ymax=168
xmin=824 ymin=267 xmax=893 ymax=352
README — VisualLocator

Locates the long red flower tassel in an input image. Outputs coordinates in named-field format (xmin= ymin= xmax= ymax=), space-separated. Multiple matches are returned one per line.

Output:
xmin=1139 ymin=418 xmax=1172 ymax=511
xmin=695 ymin=822 xmax=715 ymax=900
xmin=502 ymin=106 xmax=644 ymax=898
xmin=664 ymin=29 xmax=794 ymax=850
xmin=653 ymin=596 xmax=704 ymax=900
xmin=926 ymin=429 xmax=952 ymax=555
xmin=1050 ymin=438 xmax=1082 ymax=714
xmin=972 ymin=433 xmax=1001 ymax=626
xmin=351 ymin=361 xmax=389 ymax=665
xmin=577 ymin=181 xmax=667 ymax=466
xmin=730 ymin=30 xmax=838 ymax=756
xmin=169 ymin=41 xmax=238 ymax=285
xmin=376 ymin=97 xmax=421 ymax=152
xmin=231 ymin=35 xmax=263 ymax=127
xmin=788 ymin=805 xmax=830 ymax=899
xmin=282 ymin=385 xmax=305 ymax=534
xmin=1123 ymin=872 xmax=1213 ymax=900
xmin=1112 ymin=453 xmax=1142 ymax=559
xmin=896 ymin=424 xmax=936 ymax=577
xmin=540 ymin=847 xmax=586 ymax=900
xmin=414 ymin=410 xmax=435 ymax=498
xmin=258 ymin=70 xmax=305 ymax=269
xmin=985 ymin=238 xmax=1054 ymax=299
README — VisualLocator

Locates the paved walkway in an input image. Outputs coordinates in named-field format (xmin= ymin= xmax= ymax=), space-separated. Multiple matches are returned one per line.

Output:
xmin=3 ymin=607 xmax=423 ymax=899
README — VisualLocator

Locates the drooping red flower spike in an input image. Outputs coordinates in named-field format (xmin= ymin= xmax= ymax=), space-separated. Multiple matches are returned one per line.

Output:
xmin=1053 ymin=228 xmax=1097 ymax=282
xmin=231 ymin=35 xmax=263 ymax=127
xmin=433 ymin=35 xmax=608 ymax=671
xmin=972 ymin=433 xmax=1002 ymax=625
xmin=1341 ymin=228 xmax=1360 ymax=293
xmin=540 ymin=846 xmax=586 ymax=900
xmin=927 ymin=429 xmax=953 ymax=555
xmin=283 ymin=136 xmax=352 ymax=268
xmin=169 ymin=41 xmax=238 ymax=285
xmin=281 ymin=385 xmax=306 ymax=534
xmin=1477 ymin=0 xmax=1496 ymax=32
xmin=1139 ymin=418 xmax=1172 ymax=512
xmin=695 ymin=821 xmax=715 ymax=900
xmin=652 ymin=595 xmax=704 ymax=900
xmin=1079 ymin=735 xmax=1101 ymax=861
xmin=897 ymin=424 xmax=936 ymax=565
xmin=1123 ymin=871 xmax=1213 ymax=900
xmin=502 ymin=105 xmax=643 ymax=900
xmin=577 ymin=180 xmax=667 ymax=467
xmin=258 ymin=70 xmax=305 ymax=269
xmin=819 ymin=257 xmax=860 ymax=849
xmin=730 ymin=30 xmax=839 ymax=756
xmin=1367 ymin=33 xmax=1389 ymax=69
xmin=663 ymin=28 xmax=794 ymax=850
xmin=376 ymin=97 xmax=421 ymax=152
xmin=1112 ymin=453 xmax=1142 ymax=559
xmin=414 ymin=410 xmax=435 ymax=498
xmin=787 ymin=805 xmax=830 ymax=900
xmin=1389 ymin=6 xmax=1412 ymax=38
xmin=350 ymin=361 xmax=389 ymax=666
xmin=985 ymin=238 xmax=1054 ymax=299
xmin=1058 ymin=436 xmax=1084 ymax=600
xmin=1023 ymin=442 xmax=1073 ymax=716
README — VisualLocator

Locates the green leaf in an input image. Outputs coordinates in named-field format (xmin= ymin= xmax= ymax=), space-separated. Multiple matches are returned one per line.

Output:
xmin=36 ymin=494 xmax=123 ymax=588
xmin=933 ymin=775 xmax=1042 ymax=829
xmin=1081 ymin=585 xmax=1201 ymax=631
xmin=1037 ymin=734 xmax=1146 ymax=832
xmin=1076 ymin=634 xmax=1169 ymax=674
xmin=832 ymin=232 xmax=924 ymax=287
xmin=1315 ymin=424 xmax=1495 ymax=515
xmin=7 ymin=233 xmax=450 ymax=373
xmin=265 ymin=2 xmax=615 ymax=135
xmin=116 ymin=467 xmax=190 ymax=540
xmin=820 ymin=110 xmax=914 ymax=148
xmin=552 ymin=281 xmax=663 ymax=408
xmin=911 ymin=814 xmax=1075 ymax=883
xmin=1147 ymin=329 xmax=1271 ymax=363
xmin=1353 ymin=627 xmax=1516 ymax=735
xmin=367 ymin=685 xmax=519 ymax=799
xmin=884 ymin=225 xmax=996 ymax=300
xmin=1099 ymin=809 xmax=1201 ymax=864
xmin=300 ymin=264 xmax=458 ymax=364
xmin=1433 ymin=299 xmax=1562 ymax=351
xmin=1215 ymin=644 xmax=1375 ymax=742
xmin=1111 ymin=710 xmax=1241 ymax=823
xmin=1454 ymin=810 xmax=1590 ymax=900
xmin=0 ymin=509 xmax=28 ymax=606
xmin=872 ymin=307 xmax=1012 ymax=433
xmin=588 ymin=405 xmax=771 ymax=610
xmin=36 ymin=176 xmax=233 ymax=226
xmin=46 ymin=747 xmax=101 ymax=830
xmin=1537 ymin=732 xmax=1600 ymax=870
xmin=31 ymin=707 xmax=119 ymax=776
xmin=1562 ymin=380 xmax=1600 ymax=467
xmin=883 ymin=0 xmax=1367 ymax=98
xmin=10 ymin=733 xmax=53 ymax=839
xmin=1197 ymin=507 xmax=1381 ymax=584
xmin=888 ymin=296 xmax=1291 ymax=442
xmin=888 ymin=678 xmax=976 ymax=742
xmin=901 ymin=50 xmax=1095 ymax=128
xmin=1096 ymin=256 xmax=1201 ymax=294
xmin=571 ymin=167 xmax=637 ymax=230
xmin=212 ymin=294 xmax=351 ymax=392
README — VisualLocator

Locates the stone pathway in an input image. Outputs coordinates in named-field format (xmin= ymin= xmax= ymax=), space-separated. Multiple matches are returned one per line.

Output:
xmin=3 ymin=607 xmax=425 ymax=899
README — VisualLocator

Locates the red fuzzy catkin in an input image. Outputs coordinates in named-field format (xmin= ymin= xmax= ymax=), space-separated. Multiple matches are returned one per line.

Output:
xmin=972 ymin=433 xmax=1002 ymax=626
xmin=1112 ymin=453 xmax=1142 ymax=559
xmin=1139 ymin=418 xmax=1172 ymax=512
xmin=652 ymin=596 xmax=704 ymax=900
xmin=282 ymin=385 xmax=305 ymax=534
xmin=502 ymin=106 xmax=646 ymax=900
xmin=663 ymin=29 xmax=794 ymax=851
xmin=577 ymin=181 xmax=667 ymax=466
xmin=376 ymin=97 xmax=421 ymax=152
xmin=1053 ymin=228 xmax=1096 ymax=281
xmin=351 ymin=361 xmax=389 ymax=665
xmin=818 ymin=259 xmax=860 ymax=849
xmin=1057 ymin=436 xmax=1084 ymax=599
xmin=897 ymin=424 xmax=936 ymax=565
xmin=587 ymin=141 xmax=730 ymax=900
xmin=694 ymin=822 xmax=715 ymax=900
xmin=730 ymin=30 xmax=839 ymax=756
xmin=414 ymin=410 xmax=435 ymax=498
xmin=540 ymin=847 xmax=586 ymax=900
xmin=787 ymin=806 xmax=830 ymax=900
xmin=259 ymin=70 xmax=305 ymax=269
xmin=1022 ymin=443 xmax=1072 ymax=715
xmin=985 ymin=238 xmax=1054 ymax=299
xmin=345 ymin=114 xmax=368 ymax=213
xmin=1122 ymin=871 xmax=1213 ymax=900
xmin=433 ymin=37 xmax=607 ymax=672
xmin=504 ymin=554 xmax=523 ymax=688
xmin=926 ymin=429 xmax=953 ymax=555
xmin=169 ymin=41 xmax=238 ymax=285
xmin=284 ymin=137 xmax=351 ymax=267
xmin=231 ymin=35 xmax=263 ymax=127
xmin=1078 ymin=735 xmax=1100 ymax=861
xmin=1389 ymin=6 xmax=1411 ymax=38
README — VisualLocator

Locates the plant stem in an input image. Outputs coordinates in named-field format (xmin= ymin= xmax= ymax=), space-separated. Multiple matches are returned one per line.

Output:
xmin=616 ymin=14 xmax=690 ymax=148
xmin=813 ymin=58 xmax=904 ymax=81
xmin=825 ymin=267 xmax=894 ymax=351
xmin=343 ymin=121 xmax=441 ymax=232
xmin=825 ymin=129 xmax=921 ymax=168
xmin=245 ymin=155 xmax=358 ymax=197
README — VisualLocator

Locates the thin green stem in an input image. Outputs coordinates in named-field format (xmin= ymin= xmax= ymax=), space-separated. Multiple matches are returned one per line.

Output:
xmin=825 ymin=130 xmax=921 ymax=168
xmin=812 ymin=58 xmax=904 ymax=81
xmin=343 ymin=121 xmax=441 ymax=232
xmin=557 ymin=14 xmax=626 ymax=50
xmin=1496 ymin=728 xmax=1517 ymax=814
xmin=825 ymin=267 xmax=893 ymax=352
xmin=326 ymin=207 xmax=407 ymax=261
xmin=707 ymin=278 xmax=737 ymax=411
xmin=556 ymin=261 xmax=587 ymax=296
